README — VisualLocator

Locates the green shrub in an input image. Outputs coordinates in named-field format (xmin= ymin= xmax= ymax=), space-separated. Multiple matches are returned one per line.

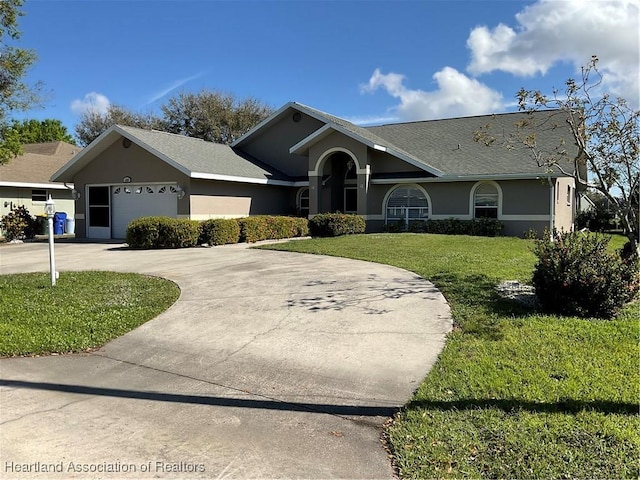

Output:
xmin=382 ymin=218 xmax=503 ymax=237
xmin=532 ymin=232 xmax=639 ymax=318
xmin=265 ymin=215 xmax=309 ymax=239
xmin=238 ymin=215 xmax=309 ymax=243
xmin=157 ymin=218 xmax=200 ymax=248
xmin=126 ymin=217 xmax=162 ymax=249
xmin=1 ymin=206 xmax=36 ymax=240
xmin=238 ymin=216 xmax=270 ymax=243
xmin=126 ymin=217 xmax=200 ymax=249
xmin=382 ymin=220 xmax=405 ymax=233
xmin=309 ymin=213 xmax=366 ymax=237
xmin=199 ymin=218 xmax=240 ymax=246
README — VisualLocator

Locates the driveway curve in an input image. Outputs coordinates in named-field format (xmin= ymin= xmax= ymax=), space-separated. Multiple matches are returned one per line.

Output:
xmin=0 ymin=241 xmax=452 ymax=479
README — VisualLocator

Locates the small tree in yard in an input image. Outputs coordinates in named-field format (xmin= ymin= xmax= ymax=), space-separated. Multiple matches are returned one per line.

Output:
xmin=0 ymin=205 xmax=36 ymax=240
xmin=475 ymin=56 xmax=639 ymax=251
xmin=532 ymin=232 xmax=638 ymax=319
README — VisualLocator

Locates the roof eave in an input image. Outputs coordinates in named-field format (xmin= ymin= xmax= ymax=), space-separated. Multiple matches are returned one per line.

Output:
xmin=371 ymin=172 xmax=568 ymax=184
xmin=0 ymin=181 xmax=73 ymax=190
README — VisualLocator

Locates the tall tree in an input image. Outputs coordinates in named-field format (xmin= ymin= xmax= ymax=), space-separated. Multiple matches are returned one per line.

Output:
xmin=475 ymin=56 xmax=639 ymax=247
xmin=6 ymin=118 xmax=75 ymax=144
xmin=0 ymin=0 xmax=41 ymax=163
xmin=74 ymin=90 xmax=273 ymax=147
xmin=75 ymin=105 xmax=163 ymax=147
xmin=161 ymin=90 xmax=272 ymax=144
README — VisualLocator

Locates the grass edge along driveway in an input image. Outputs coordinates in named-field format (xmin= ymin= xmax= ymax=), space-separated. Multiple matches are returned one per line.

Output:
xmin=262 ymin=233 xmax=639 ymax=479
xmin=0 ymin=271 xmax=180 ymax=357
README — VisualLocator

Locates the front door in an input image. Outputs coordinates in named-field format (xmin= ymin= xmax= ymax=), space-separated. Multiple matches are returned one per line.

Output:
xmin=87 ymin=186 xmax=111 ymax=239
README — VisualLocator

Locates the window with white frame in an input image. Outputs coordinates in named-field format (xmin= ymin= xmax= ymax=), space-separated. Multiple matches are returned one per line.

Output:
xmin=386 ymin=186 xmax=429 ymax=224
xmin=473 ymin=183 xmax=499 ymax=218
xmin=566 ymin=185 xmax=572 ymax=206
xmin=298 ymin=188 xmax=309 ymax=217
xmin=31 ymin=189 xmax=47 ymax=202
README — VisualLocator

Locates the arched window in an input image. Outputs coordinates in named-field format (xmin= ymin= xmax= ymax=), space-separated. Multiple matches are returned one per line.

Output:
xmin=297 ymin=188 xmax=309 ymax=217
xmin=386 ymin=186 xmax=429 ymax=224
xmin=473 ymin=182 xmax=499 ymax=218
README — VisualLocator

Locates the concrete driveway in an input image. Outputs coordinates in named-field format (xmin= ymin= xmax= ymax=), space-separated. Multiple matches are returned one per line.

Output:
xmin=0 ymin=240 xmax=452 ymax=479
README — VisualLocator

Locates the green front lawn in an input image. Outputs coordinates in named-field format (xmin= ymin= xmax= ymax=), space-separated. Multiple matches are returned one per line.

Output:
xmin=0 ymin=271 xmax=180 ymax=356
xmin=263 ymin=234 xmax=639 ymax=479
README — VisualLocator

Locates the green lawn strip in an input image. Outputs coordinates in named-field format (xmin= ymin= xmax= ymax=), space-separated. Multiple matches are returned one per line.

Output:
xmin=0 ymin=271 xmax=180 ymax=356
xmin=261 ymin=233 xmax=639 ymax=478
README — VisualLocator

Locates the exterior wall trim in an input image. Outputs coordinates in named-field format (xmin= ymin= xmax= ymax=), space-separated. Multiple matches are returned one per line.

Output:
xmin=363 ymin=214 xmax=550 ymax=221
xmin=191 ymin=172 xmax=303 ymax=187
xmin=179 ymin=214 xmax=247 ymax=220
xmin=0 ymin=181 xmax=72 ymax=190
xmin=311 ymin=147 xmax=361 ymax=176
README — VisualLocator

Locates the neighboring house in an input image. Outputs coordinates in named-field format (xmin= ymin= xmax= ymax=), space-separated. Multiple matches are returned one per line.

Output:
xmin=0 ymin=141 xmax=79 ymax=221
xmin=52 ymin=102 xmax=584 ymax=239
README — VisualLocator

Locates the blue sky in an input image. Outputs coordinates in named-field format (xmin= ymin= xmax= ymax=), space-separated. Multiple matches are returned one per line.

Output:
xmin=15 ymin=0 xmax=640 ymax=137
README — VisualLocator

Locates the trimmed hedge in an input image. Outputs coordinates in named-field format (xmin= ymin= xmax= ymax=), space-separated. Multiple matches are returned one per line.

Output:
xmin=238 ymin=215 xmax=309 ymax=243
xmin=199 ymin=218 xmax=240 ymax=246
xmin=126 ymin=217 xmax=200 ymax=249
xmin=309 ymin=213 xmax=366 ymax=237
xmin=127 ymin=215 xmax=309 ymax=248
xmin=383 ymin=218 xmax=503 ymax=237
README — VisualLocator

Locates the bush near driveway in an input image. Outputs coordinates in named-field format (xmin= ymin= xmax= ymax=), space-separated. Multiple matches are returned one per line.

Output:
xmin=126 ymin=216 xmax=200 ymax=249
xmin=238 ymin=215 xmax=309 ymax=243
xmin=309 ymin=213 xmax=366 ymax=237
xmin=127 ymin=215 xmax=310 ymax=249
xmin=199 ymin=218 xmax=241 ymax=245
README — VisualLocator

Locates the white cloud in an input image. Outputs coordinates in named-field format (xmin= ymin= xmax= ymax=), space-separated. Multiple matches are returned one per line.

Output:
xmin=467 ymin=0 xmax=640 ymax=104
xmin=147 ymin=73 xmax=204 ymax=104
xmin=361 ymin=67 xmax=504 ymax=121
xmin=70 ymin=92 xmax=111 ymax=116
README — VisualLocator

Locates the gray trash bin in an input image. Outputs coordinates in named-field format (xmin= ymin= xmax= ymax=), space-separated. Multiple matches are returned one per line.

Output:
xmin=65 ymin=217 xmax=75 ymax=235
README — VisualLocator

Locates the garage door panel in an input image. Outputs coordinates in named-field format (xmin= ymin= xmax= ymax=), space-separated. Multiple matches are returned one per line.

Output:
xmin=111 ymin=185 xmax=177 ymax=239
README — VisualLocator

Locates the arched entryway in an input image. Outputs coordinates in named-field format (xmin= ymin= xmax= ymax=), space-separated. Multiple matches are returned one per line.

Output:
xmin=318 ymin=150 xmax=360 ymax=213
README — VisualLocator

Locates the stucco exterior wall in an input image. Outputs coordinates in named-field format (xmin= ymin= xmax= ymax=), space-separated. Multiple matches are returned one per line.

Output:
xmin=308 ymin=132 xmax=368 ymax=173
xmin=501 ymin=179 xmax=550 ymax=215
xmin=71 ymin=140 xmax=190 ymax=236
xmin=553 ymin=176 xmax=576 ymax=232
xmin=369 ymin=150 xmax=424 ymax=174
xmin=366 ymin=178 xmax=558 ymax=237
xmin=241 ymin=113 xmax=324 ymax=177
xmin=189 ymin=179 xmax=293 ymax=219
xmin=0 ymin=186 xmax=75 ymax=219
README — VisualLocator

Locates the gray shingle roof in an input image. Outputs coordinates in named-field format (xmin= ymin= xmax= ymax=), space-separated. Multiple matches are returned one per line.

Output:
xmin=117 ymin=126 xmax=291 ymax=181
xmin=1 ymin=141 xmax=80 ymax=184
xmin=366 ymin=109 xmax=578 ymax=176
xmin=293 ymin=103 xmax=578 ymax=177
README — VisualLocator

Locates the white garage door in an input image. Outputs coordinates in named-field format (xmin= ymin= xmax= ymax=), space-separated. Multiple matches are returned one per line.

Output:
xmin=111 ymin=185 xmax=178 ymax=239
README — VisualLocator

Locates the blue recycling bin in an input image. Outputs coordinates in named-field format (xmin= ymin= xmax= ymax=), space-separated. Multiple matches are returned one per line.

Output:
xmin=53 ymin=212 xmax=67 ymax=235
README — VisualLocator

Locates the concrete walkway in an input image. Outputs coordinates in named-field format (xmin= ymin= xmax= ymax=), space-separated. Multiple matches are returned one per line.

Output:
xmin=0 ymin=241 xmax=452 ymax=479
